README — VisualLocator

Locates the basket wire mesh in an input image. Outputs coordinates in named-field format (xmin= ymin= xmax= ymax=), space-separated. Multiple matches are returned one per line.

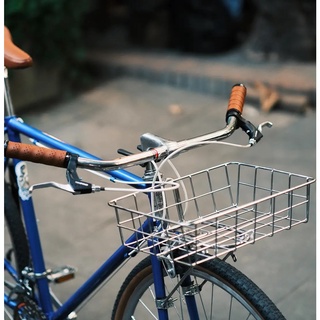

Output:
xmin=109 ymin=162 xmax=315 ymax=266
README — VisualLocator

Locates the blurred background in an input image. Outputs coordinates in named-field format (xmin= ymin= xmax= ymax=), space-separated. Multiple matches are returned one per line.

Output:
xmin=4 ymin=0 xmax=316 ymax=109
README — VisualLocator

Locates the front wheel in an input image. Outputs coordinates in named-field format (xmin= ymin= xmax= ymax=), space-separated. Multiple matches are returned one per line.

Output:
xmin=112 ymin=256 xmax=285 ymax=320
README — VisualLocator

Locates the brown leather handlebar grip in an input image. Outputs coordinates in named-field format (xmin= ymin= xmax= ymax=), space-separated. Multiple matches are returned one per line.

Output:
xmin=227 ymin=84 xmax=247 ymax=115
xmin=5 ymin=141 xmax=68 ymax=168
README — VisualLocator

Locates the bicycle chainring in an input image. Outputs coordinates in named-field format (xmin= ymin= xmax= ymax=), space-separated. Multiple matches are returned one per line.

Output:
xmin=14 ymin=295 xmax=46 ymax=320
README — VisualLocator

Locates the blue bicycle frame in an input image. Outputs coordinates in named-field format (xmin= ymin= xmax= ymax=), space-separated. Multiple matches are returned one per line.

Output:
xmin=5 ymin=114 xmax=194 ymax=320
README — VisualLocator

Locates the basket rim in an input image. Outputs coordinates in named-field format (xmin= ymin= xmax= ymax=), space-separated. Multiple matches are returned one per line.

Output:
xmin=108 ymin=161 xmax=315 ymax=209
xmin=110 ymin=178 xmax=314 ymax=226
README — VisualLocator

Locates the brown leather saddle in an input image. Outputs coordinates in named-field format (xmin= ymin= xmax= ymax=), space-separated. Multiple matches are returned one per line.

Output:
xmin=4 ymin=26 xmax=33 ymax=69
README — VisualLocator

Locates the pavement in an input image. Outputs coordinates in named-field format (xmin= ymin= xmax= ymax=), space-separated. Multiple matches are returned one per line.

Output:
xmin=16 ymin=49 xmax=316 ymax=319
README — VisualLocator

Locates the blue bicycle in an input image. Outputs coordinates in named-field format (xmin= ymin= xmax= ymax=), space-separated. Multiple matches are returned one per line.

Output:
xmin=4 ymin=26 xmax=315 ymax=320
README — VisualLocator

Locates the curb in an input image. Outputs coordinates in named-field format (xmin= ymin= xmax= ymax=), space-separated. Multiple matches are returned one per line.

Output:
xmin=87 ymin=50 xmax=316 ymax=113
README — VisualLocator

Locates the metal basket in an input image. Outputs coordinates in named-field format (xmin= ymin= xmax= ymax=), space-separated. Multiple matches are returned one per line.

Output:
xmin=109 ymin=162 xmax=315 ymax=266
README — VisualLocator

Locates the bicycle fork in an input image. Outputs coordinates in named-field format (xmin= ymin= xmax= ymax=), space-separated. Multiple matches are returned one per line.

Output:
xmin=151 ymin=253 xmax=201 ymax=320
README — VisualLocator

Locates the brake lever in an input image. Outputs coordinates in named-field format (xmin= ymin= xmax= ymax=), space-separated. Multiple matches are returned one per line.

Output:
xmin=29 ymin=154 xmax=103 ymax=195
xmin=29 ymin=181 xmax=75 ymax=194
xmin=66 ymin=154 xmax=103 ymax=194
xmin=249 ymin=121 xmax=273 ymax=145
xmin=226 ymin=108 xmax=272 ymax=145
xmin=258 ymin=121 xmax=273 ymax=133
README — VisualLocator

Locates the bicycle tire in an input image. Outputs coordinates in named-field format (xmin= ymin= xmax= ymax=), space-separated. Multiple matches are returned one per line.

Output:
xmin=112 ymin=256 xmax=285 ymax=320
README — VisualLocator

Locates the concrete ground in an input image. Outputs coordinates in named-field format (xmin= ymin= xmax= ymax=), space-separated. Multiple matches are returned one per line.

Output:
xmin=15 ymin=51 xmax=316 ymax=319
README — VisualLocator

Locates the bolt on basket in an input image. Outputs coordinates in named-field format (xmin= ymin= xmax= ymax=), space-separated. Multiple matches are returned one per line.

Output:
xmin=109 ymin=162 xmax=315 ymax=266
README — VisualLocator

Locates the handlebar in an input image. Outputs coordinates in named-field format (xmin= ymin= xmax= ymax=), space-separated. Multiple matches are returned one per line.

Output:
xmin=5 ymin=84 xmax=270 ymax=172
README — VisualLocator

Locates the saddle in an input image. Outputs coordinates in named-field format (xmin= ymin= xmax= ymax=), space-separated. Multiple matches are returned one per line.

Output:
xmin=4 ymin=26 xmax=33 ymax=69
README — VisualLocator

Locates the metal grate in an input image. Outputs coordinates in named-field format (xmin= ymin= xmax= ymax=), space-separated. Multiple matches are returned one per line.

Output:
xmin=109 ymin=162 xmax=315 ymax=266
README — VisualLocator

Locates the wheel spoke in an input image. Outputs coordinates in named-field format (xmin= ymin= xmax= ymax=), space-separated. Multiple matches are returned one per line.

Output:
xmin=228 ymin=295 xmax=233 ymax=319
xmin=138 ymin=297 xmax=158 ymax=319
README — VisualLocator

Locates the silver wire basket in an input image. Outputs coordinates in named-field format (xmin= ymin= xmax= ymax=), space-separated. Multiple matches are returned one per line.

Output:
xmin=109 ymin=162 xmax=315 ymax=266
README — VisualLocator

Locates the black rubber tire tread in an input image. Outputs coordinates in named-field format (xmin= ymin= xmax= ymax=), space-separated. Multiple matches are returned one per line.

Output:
xmin=112 ymin=256 xmax=285 ymax=320
xmin=4 ymin=182 xmax=30 ymax=275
